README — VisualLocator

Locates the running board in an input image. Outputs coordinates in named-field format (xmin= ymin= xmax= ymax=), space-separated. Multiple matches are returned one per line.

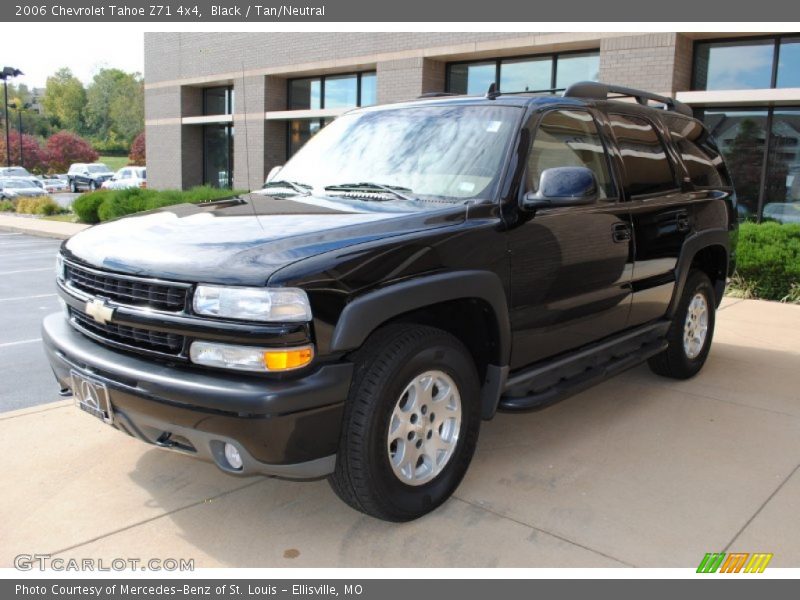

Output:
xmin=498 ymin=321 xmax=669 ymax=412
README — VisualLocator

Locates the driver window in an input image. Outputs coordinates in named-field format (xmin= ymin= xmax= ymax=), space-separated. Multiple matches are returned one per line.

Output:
xmin=527 ymin=109 xmax=614 ymax=199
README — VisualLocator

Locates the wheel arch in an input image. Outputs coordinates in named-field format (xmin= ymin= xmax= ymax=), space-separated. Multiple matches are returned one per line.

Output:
xmin=668 ymin=229 xmax=730 ymax=316
xmin=329 ymin=270 xmax=511 ymax=420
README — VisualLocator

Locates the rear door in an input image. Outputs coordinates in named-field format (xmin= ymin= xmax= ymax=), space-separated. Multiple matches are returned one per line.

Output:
xmin=608 ymin=111 xmax=693 ymax=326
xmin=508 ymin=107 xmax=634 ymax=369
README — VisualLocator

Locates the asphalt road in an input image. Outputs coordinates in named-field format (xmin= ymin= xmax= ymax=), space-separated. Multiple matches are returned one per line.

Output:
xmin=53 ymin=192 xmax=81 ymax=209
xmin=0 ymin=230 xmax=63 ymax=412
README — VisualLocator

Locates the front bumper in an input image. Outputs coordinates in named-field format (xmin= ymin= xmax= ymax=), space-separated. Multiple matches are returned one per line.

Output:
xmin=42 ymin=313 xmax=352 ymax=479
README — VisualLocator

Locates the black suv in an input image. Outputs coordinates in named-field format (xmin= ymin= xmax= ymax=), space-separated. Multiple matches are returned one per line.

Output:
xmin=43 ymin=82 xmax=736 ymax=522
xmin=67 ymin=163 xmax=114 ymax=192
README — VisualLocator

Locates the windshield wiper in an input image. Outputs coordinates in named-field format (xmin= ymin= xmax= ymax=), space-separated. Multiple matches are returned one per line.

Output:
xmin=262 ymin=179 xmax=312 ymax=196
xmin=324 ymin=182 xmax=416 ymax=202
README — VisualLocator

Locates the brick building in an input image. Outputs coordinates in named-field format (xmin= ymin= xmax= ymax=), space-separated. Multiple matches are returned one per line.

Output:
xmin=144 ymin=32 xmax=800 ymax=221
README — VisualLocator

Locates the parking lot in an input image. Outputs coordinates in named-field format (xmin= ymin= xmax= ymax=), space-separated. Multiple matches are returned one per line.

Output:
xmin=1 ymin=230 xmax=799 ymax=568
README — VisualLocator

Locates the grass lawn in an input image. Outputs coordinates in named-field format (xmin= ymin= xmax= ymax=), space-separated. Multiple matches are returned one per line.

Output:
xmin=99 ymin=155 xmax=129 ymax=172
xmin=43 ymin=213 xmax=79 ymax=223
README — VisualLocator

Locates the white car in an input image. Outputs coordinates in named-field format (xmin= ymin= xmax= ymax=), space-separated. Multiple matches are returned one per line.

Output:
xmin=39 ymin=177 xmax=69 ymax=194
xmin=762 ymin=202 xmax=800 ymax=224
xmin=102 ymin=167 xmax=147 ymax=190
xmin=0 ymin=177 xmax=47 ymax=198
xmin=0 ymin=166 xmax=41 ymax=188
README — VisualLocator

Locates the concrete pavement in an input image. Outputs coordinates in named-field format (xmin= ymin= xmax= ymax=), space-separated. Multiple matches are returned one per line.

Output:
xmin=0 ymin=214 xmax=88 ymax=239
xmin=1 ymin=297 xmax=798 ymax=568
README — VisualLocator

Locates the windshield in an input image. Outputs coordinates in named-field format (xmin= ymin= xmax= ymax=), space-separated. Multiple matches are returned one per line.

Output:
xmin=1 ymin=167 xmax=31 ymax=177
xmin=88 ymin=165 xmax=111 ymax=174
xmin=1 ymin=179 xmax=31 ymax=189
xmin=274 ymin=105 xmax=520 ymax=205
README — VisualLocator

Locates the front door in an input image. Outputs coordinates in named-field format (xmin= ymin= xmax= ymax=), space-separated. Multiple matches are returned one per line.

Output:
xmin=508 ymin=108 xmax=634 ymax=370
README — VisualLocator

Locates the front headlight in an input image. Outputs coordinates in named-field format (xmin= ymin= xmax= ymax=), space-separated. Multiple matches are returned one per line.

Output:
xmin=193 ymin=285 xmax=312 ymax=322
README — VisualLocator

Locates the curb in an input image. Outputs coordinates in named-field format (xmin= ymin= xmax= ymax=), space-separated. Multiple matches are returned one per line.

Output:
xmin=0 ymin=216 xmax=89 ymax=240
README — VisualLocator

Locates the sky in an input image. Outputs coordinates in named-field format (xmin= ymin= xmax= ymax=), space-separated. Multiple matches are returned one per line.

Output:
xmin=0 ymin=29 xmax=144 ymax=90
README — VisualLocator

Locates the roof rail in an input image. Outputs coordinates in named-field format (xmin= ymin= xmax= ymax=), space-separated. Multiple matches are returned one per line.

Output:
xmin=563 ymin=81 xmax=693 ymax=118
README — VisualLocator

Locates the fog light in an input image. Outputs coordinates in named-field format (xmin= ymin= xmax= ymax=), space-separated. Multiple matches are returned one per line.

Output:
xmin=224 ymin=443 xmax=243 ymax=470
xmin=190 ymin=341 xmax=314 ymax=372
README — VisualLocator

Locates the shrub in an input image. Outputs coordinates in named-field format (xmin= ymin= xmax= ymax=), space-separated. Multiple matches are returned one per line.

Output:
xmin=15 ymin=196 xmax=62 ymax=216
xmin=73 ymin=186 xmax=243 ymax=223
xmin=128 ymin=132 xmax=145 ymax=166
xmin=72 ymin=191 xmax=109 ymax=224
xmin=45 ymin=131 xmax=99 ymax=172
xmin=734 ymin=221 xmax=800 ymax=303
xmin=0 ymin=199 xmax=15 ymax=212
xmin=0 ymin=133 xmax=49 ymax=173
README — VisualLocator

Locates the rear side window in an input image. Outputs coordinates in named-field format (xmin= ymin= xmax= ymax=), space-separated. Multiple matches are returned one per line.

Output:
xmin=663 ymin=116 xmax=727 ymax=188
xmin=609 ymin=114 xmax=676 ymax=196
xmin=527 ymin=109 xmax=614 ymax=199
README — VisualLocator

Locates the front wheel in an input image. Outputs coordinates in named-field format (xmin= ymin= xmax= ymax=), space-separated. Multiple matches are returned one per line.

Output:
xmin=328 ymin=324 xmax=481 ymax=521
xmin=70 ymin=180 xmax=78 ymax=193
xmin=90 ymin=180 xmax=98 ymax=191
xmin=648 ymin=270 xmax=716 ymax=379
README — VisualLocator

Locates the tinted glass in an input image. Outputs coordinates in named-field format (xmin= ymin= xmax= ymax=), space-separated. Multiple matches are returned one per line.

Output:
xmin=277 ymin=105 xmax=519 ymax=204
xmin=288 ymin=119 xmax=324 ymax=157
xmin=500 ymin=57 xmax=552 ymax=92
xmin=289 ymin=78 xmax=321 ymax=110
xmin=203 ymin=124 xmax=233 ymax=188
xmin=763 ymin=109 xmax=800 ymax=223
xmin=556 ymin=52 xmax=600 ymax=88
xmin=693 ymin=40 xmax=775 ymax=90
xmin=203 ymin=87 xmax=232 ymax=115
xmin=360 ymin=72 xmax=377 ymax=106
xmin=664 ymin=115 xmax=726 ymax=188
xmin=699 ymin=108 xmax=768 ymax=220
xmin=777 ymin=38 xmax=800 ymax=88
xmin=609 ymin=114 xmax=675 ymax=196
xmin=448 ymin=62 xmax=496 ymax=95
xmin=324 ymin=74 xmax=358 ymax=109
xmin=528 ymin=109 xmax=613 ymax=199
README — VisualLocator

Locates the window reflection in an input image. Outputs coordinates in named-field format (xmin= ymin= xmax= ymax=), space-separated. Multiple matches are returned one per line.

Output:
xmin=203 ymin=124 xmax=233 ymax=188
xmin=693 ymin=40 xmax=774 ymax=90
xmin=500 ymin=57 xmax=551 ymax=93
xmin=609 ymin=114 xmax=675 ymax=196
xmin=448 ymin=62 xmax=496 ymax=95
xmin=777 ymin=38 xmax=800 ymax=89
xmin=764 ymin=109 xmax=800 ymax=223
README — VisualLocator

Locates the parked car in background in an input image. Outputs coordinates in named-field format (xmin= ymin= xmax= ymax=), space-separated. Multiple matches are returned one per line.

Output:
xmin=39 ymin=177 xmax=69 ymax=194
xmin=762 ymin=202 xmax=800 ymax=224
xmin=0 ymin=177 xmax=47 ymax=198
xmin=102 ymin=167 xmax=147 ymax=190
xmin=67 ymin=163 xmax=114 ymax=192
xmin=0 ymin=166 xmax=41 ymax=187
xmin=0 ymin=187 xmax=18 ymax=200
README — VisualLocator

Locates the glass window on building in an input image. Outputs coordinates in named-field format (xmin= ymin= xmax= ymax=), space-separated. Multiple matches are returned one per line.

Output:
xmin=777 ymin=37 xmax=800 ymax=89
xmin=609 ymin=114 xmax=676 ymax=197
xmin=203 ymin=86 xmax=234 ymax=115
xmin=360 ymin=72 xmax=377 ymax=106
xmin=693 ymin=35 xmax=800 ymax=91
xmin=447 ymin=51 xmax=599 ymax=95
xmin=203 ymin=124 xmax=233 ymax=188
xmin=324 ymin=74 xmax=358 ymax=108
xmin=286 ymin=72 xmax=376 ymax=157
xmin=764 ymin=109 xmax=800 ymax=224
xmin=289 ymin=78 xmax=321 ymax=110
xmin=448 ymin=62 xmax=496 ymax=95
xmin=698 ymin=108 xmax=769 ymax=221
xmin=500 ymin=57 xmax=551 ymax=93
xmin=555 ymin=52 xmax=601 ymax=89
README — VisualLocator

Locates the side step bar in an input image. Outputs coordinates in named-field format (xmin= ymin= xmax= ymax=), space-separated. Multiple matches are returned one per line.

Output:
xmin=498 ymin=321 xmax=670 ymax=412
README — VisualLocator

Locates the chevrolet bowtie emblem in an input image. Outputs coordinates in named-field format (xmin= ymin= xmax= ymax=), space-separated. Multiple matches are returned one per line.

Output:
xmin=85 ymin=298 xmax=114 ymax=325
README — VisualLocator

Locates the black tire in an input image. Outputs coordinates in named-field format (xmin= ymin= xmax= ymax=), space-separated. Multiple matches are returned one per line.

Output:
xmin=90 ymin=180 xmax=98 ymax=191
xmin=70 ymin=180 xmax=78 ymax=193
xmin=648 ymin=270 xmax=716 ymax=379
xmin=329 ymin=324 xmax=481 ymax=521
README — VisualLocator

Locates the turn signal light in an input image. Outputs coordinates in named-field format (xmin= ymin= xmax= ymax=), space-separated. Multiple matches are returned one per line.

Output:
xmin=263 ymin=347 xmax=314 ymax=371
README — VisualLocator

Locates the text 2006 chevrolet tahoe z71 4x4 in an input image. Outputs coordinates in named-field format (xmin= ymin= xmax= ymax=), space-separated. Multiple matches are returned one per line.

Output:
xmin=43 ymin=82 xmax=737 ymax=521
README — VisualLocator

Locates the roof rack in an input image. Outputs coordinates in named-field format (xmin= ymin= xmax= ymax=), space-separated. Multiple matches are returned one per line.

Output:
xmin=563 ymin=81 xmax=693 ymax=118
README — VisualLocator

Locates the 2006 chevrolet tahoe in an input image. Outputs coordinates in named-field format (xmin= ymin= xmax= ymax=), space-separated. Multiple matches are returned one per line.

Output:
xmin=43 ymin=82 xmax=737 ymax=521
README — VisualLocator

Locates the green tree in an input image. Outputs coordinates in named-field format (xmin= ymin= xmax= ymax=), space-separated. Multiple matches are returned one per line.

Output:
xmin=41 ymin=68 xmax=86 ymax=132
xmin=85 ymin=69 xmax=144 ymax=144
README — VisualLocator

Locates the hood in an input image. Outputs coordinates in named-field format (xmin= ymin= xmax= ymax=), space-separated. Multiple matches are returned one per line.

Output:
xmin=64 ymin=194 xmax=465 ymax=285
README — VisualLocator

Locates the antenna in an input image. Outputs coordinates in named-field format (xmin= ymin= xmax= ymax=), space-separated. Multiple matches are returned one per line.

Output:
xmin=485 ymin=82 xmax=500 ymax=100
xmin=240 ymin=62 xmax=252 ymax=192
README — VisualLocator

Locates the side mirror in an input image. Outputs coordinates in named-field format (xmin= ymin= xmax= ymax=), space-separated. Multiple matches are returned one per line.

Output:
xmin=266 ymin=165 xmax=283 ymax=184
xmin=522 ymin=166 xmax=598 ymax=211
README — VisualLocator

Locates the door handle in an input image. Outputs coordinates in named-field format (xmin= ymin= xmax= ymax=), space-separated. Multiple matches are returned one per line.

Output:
xmin=612 ymin=223 xmax=631 ymax=243
xmin=675 ymin=210 xmax=690 ymax=232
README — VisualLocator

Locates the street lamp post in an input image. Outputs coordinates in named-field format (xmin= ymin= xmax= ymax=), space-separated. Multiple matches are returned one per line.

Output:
xmin=8 ymin=102 xmax=32 ymax=168
xmin=0 ymin=67 xmax=24 ymax=168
